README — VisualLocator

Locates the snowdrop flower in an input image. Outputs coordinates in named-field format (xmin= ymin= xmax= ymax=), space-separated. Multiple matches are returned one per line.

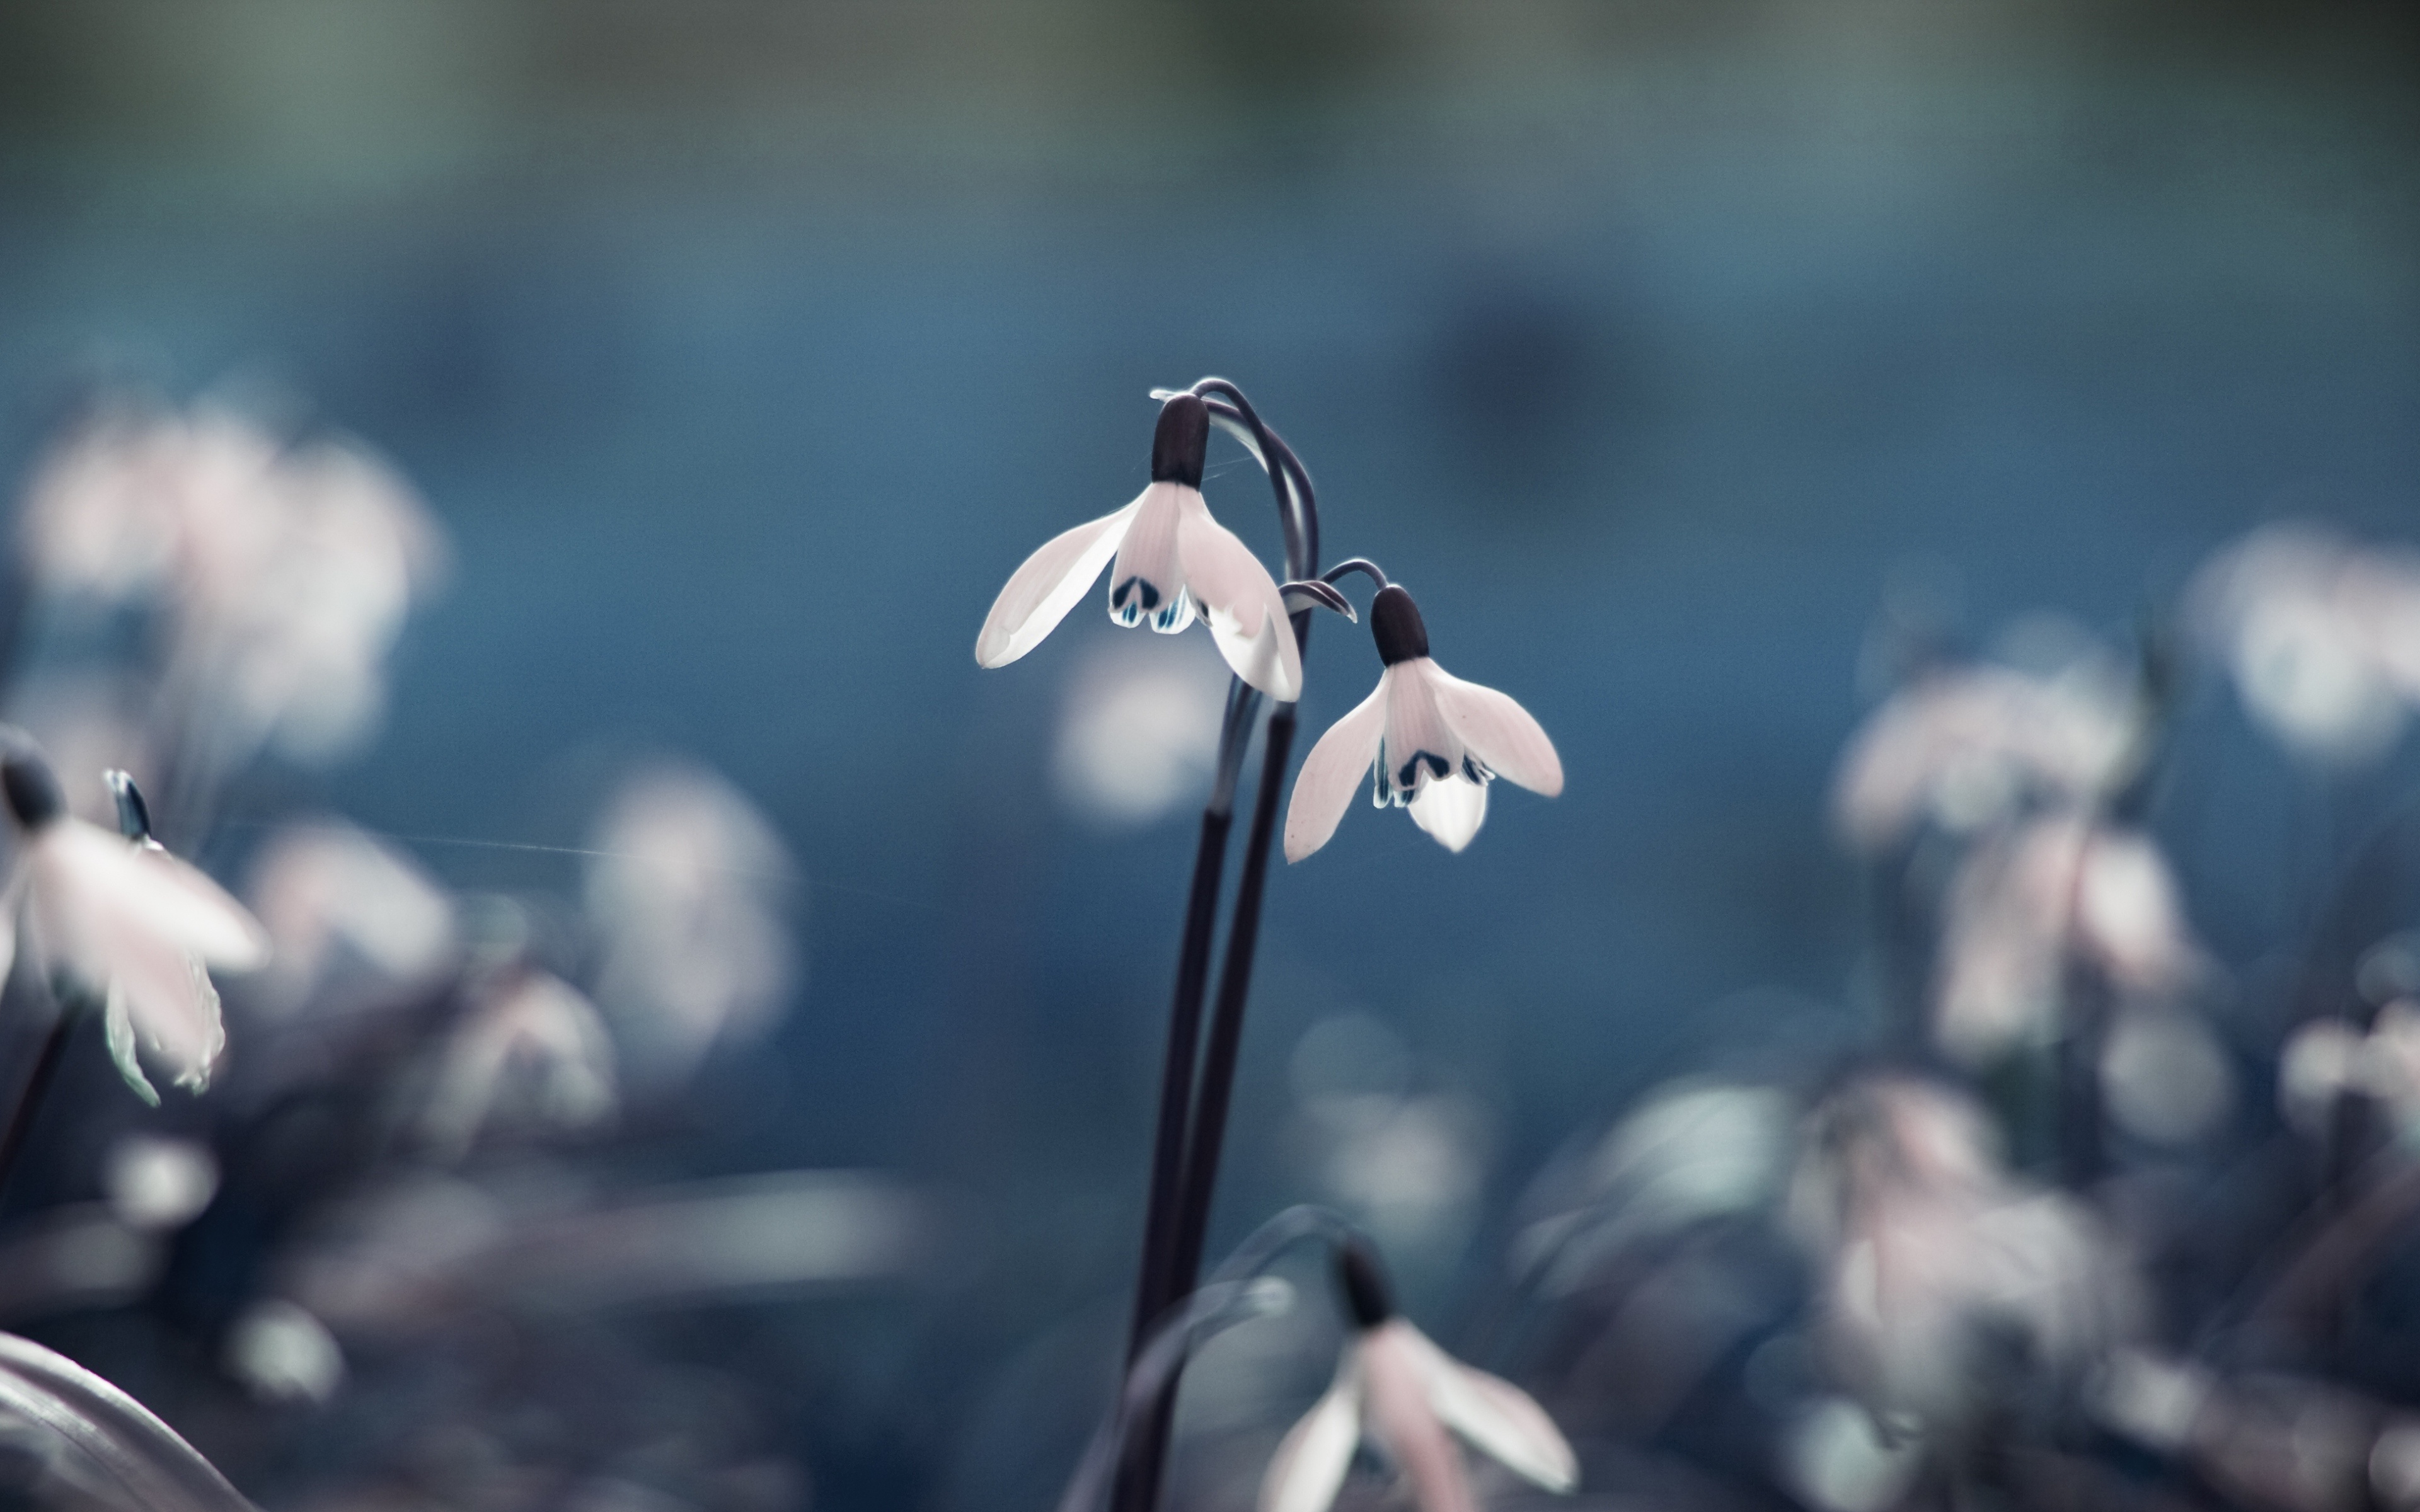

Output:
xmin=2191 ymin=524 xmax=2420 ymax=765
xmin=2281 ymin=1000 xmax=2420 ymax=1142
xmin=244 ymin=820 xmax=458 ymax=1016
xmin=585 ymin=762 xmax=797 ymax=1084
xmin=0 ymin=750 xmax=268 ymax=1102
xmin=1831 ymin=662 xmax=2136 ymax=851
xmin=1262 ymin=1240 xmax=1577 ymax=1512
xmin=1787 ymin=1077 xmax=2133 ymax=1428
xmin=1931 ymin=815 xmax=2203 ymax=1063
xmin=420 ymin=966 xmax=616 ymax=1158
xmin=1284 ymin=583 xmax=1561 ymax=860
xmin=974 ymin=392 xmax=1303 ymax=701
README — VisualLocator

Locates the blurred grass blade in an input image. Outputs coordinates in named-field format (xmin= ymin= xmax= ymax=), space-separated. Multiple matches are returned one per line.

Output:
xmin=0 ymin=1331 xmax=255 ymax=1512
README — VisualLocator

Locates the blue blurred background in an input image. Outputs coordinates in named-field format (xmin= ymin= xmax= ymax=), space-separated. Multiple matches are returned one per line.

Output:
xmin=1 ymin=4 xmax=2416 ymax=1506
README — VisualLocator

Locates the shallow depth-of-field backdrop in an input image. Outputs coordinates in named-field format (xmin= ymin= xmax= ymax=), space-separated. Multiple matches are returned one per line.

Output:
xmin=1 ymin=5 xmax=2416 ymax=1509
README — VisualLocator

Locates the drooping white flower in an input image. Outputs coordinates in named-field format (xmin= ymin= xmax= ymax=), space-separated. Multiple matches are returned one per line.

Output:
xmin=584 ymin=762 xmax=798 ymax=1084
xmin=975 ymin=393 xmax=1303 ymax=701
xmin=420 ymin=967 xmax=616 ymax=1158
xmin=1786 ymin=1077 xmax=2135 ymax=1428
xmin=1831 ymin=661 xmax=2136 ymax=851
xmin=244 ymin=819 xmax=458 ymax=1016
xmin=19 ymin=400 xmax=446 ymax=771
xmin=2190 ymin=523 xmax=2420 ymax=765
xmin=0 ymin=752 xmax=268 ymax=1102
xmin=1284 ymin=585 xmax=1561 ymax=861
xmin=1930 ymin=815 xmax=2203 ymax=1063
xmin=1262 ymin=1242 xmax=1577 ymax=1512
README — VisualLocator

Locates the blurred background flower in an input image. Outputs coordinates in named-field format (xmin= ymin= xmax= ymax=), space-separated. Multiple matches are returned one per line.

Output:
xmin=0 ymin=3 xmax=2416 ymax=1509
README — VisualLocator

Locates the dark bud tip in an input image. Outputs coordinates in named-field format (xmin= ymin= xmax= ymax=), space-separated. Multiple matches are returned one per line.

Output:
xmin=1369 ymin=585 xmax=1430 ymax=667
xmin=1 ymin=750 xmax=65 ymax=832
xmin=1336 ymin=1239 xmax=1395 ymax=1330
xmin=105 ymin=770 xmax=151 ymax=841
xmin=1150 ymin=392 xmax=1210 ymax=488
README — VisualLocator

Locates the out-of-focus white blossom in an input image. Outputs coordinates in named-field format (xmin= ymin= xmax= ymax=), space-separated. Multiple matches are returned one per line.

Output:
xmin=1788 ymin=1077 xmax=2136 ymax=1428
xmin=1832 ymin=662 xmax=2136 ymax=850
xmin=585 ymin=763 xmax=797 ymax=1084
xmin=102 ymin=1135 xmax=220 ymax=1232
xmin=1052 ymin=639 xmax=1230 ymax=827
xmin=224 ymin=1298 xmax=345 ymax=1405
xmin=420 ymin=970 xmax=616 ymax=1157
xmin=19 ymin=401 xmax=446 ymax=772
xmin=2100 ymin=1003 xmax=2235 ymax=1146
xmin=0 ymin=748 xmax=268 ymax=1102
xmin=1511 ymin=1077 xmax=1795 ymax=1300
xmin=1932 ymin=815 xmax=2204 ymax=1063
xmin=2281 ymin=1001 xmax=2420 ymax=1142
xmin=1780 ymin=1395 xmax=1921 ymax=1512
xmin=1262 ymin=1245 xmax=1576 ymax=1512
xmin=244 ymin=820 xmax=456 ymax=1016
xmin=2192 ymin=524 xmax=2420 ymax=765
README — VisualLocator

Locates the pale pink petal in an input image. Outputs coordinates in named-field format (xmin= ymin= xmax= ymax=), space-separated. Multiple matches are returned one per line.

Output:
xmin=1408 ymin=776 xmax=1489 ymax=854
xmin=1396 ymin=1325 xmax=1579 ymax=1492
xmin=1107 ymin=483 xmax=1196 ymax=634
xmin=103 ymin=988 xmax=160 ymax=1107
xmin=1174 ymin=488 xmax=1301 ymax=701
xmin=1363 ymin=1323 xmax=1475 ymax=1512
xmin=103 ymin=931 xmax=224 ymax=1096
xmin=1285 ymin=680 xmax=1390 ymax=862
xmin=1424 ymin=663 xmax=1562 ymax=796
xmin=974 ymin=495 xmax=1142 ymax=667
xmin=1259 ymin=1362 xmax=1365 ymax=1512
xmin=42 ymin=823 xmax=271 ymax=970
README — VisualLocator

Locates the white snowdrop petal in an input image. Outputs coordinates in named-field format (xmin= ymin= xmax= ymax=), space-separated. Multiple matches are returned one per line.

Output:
xmin=1363 ymin=1324 xmax=1477 ymax=1512
xmin=1402 ymin=1329 xmax=1578 ymax=1492
xmin=1107 ymin=483 xmax=1194 ymax=633
xmin=102 ymin=990 xmax=161 ymax=1108
xmin=1285 ymin=680 xmax=1391 ymax=862
xmin=50 ymin=824 xmax=271 ymax=970
xmin=1175 ymin=490 xmax=1303 ymax=701
xmin=107 ymin=927 xmax=226 ymax=1091
xmin=1259 ymin=1369 xmax=1364 ymax=1512
xmin=1408 ymin=777 xmax=1489 ymax=854
xmin=1425 ymin=663 xmax=1563 ymax=797
xmin=974 ymin=496 xmax=1141 ymax=667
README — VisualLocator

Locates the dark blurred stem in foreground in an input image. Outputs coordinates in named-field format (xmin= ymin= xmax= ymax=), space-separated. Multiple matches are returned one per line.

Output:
xmin=0 ymin=1008 xmax=75 ymax=1202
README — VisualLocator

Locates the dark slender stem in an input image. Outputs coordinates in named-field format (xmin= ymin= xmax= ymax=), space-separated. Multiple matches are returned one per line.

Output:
xmin=1114 ymin=378 xmax=1320 ymax=1512
xmin=1171 ymin=704 xmax=1300 ymax=1297
xmin=1124 ymin=659 xmax=1310 ymax=1512
xmin=0 ymin=1007 xmax=76 ymax=1202
xmin=1124 ymin=806 xmax=1233 ymax=1365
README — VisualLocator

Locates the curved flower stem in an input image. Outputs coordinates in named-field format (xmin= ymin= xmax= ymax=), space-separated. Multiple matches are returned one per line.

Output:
xmin=1075 ymin=1208 xmax=1357 ymax=1512
xmin=1062 ymin=1277 xmax=1297 ymax=1512
xmin=1320 ymin=558 xmax=1389 ymax=591
xmin=1116 ymin=380 xmax=1323 ymax=1512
